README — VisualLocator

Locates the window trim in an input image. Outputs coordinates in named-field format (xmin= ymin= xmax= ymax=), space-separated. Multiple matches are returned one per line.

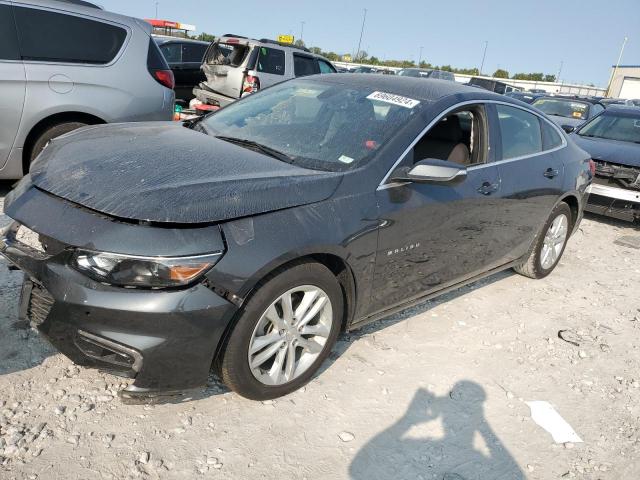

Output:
xmin=378 ymin=99 xmax=567 ymax=189
xmin=12 ymin=4 xmax=131 ymax=68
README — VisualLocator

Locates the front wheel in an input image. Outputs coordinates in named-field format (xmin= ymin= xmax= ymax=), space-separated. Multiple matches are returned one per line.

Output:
xmin=514 ymin=202 xmax=572 ymax=279
xmin=220 ymin=262 xmax=343 ymax=400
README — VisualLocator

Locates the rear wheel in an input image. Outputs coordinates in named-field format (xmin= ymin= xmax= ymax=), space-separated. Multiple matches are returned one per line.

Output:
xmin=29 ymin=122 xmax=87 ymax=165
xmin=220 ymin=262 xmax=343 ymax=400
xmin=514 ymin=202 xmax=571 ymax=279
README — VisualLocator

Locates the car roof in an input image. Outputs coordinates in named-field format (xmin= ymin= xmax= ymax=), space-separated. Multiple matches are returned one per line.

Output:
xmin=602 ymin=105 xmax=640 ymax=116
xmin=14 ymin=0 xmax=145 ymax=28
xmin=153 ymin=35 xmax=210 ymax=46
xmin=302 ymin=73 xmax=510 ymax=103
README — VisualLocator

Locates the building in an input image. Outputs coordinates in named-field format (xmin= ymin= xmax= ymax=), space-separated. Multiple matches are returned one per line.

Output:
xmin=145 ymin=19 xmax=196 ymax=38
xmin=608 ymin=65 xmax=640 ymax=99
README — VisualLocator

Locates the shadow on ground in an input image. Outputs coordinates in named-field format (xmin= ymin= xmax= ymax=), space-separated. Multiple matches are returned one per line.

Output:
xmin=350 ymin=382 xmax=525 ymax=480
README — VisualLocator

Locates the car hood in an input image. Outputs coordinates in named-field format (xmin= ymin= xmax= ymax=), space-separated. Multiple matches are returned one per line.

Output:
xmin=571 ymin=134 xmax=640 ymax=168
xmin=27 ymin=123 xmax=343 ymax=224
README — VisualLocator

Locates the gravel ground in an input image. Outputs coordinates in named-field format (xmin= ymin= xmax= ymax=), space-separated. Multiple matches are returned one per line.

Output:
xmin=1 ymin=182 xmax=639 ymax=479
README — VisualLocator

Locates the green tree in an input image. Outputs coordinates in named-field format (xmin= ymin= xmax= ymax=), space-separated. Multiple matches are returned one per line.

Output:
xmin=196 ymin=32 xmax=216 ymax=42
xmin=493 ymin=69 xmax=509 ymax=78
xmin=543 ymin=74 xmax=557 ymax=83
xmin=294 ymin=39 xmax=306 ymax=48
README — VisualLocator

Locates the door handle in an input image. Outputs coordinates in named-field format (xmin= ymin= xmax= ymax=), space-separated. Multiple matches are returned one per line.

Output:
xmin=477 ymin=182 xmax=499 ymax=195
xmin=544 ymin=168 xmax=559 ymax=179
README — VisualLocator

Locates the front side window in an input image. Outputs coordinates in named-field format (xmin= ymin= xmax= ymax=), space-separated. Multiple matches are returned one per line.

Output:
xmin=201 ymin=80 xmax=420 ymax=170
xmin=256 ymin=47 xmax=285 ymax=75
xmin=293 ymin=55 xmax=318 ymax=77
xmin=412 ymin=106 xmax=488 ymax=166
xmin=496 ymin=105 xmax=542 ymax=159
xmin=0 ymin=5 xmax=20 ymax=61
xmin=14 ymin=7 xmax=127 ymax=64
xmin=160 ymin=43 xmax=181 ymax=63
xmin=577 ymin=112 xmax=640 ymax=143
xmin=182 ymin=43 xmax=207 ymax=63
xmin=318 ymin=60 xmax=335 ymax=74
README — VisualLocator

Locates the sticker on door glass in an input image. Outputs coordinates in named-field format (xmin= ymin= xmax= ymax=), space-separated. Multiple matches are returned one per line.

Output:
xmin=367 ymin=91 xmax=420 ymax=109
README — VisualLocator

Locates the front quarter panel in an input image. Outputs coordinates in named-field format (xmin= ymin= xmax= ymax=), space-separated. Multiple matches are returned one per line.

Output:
xmin=206 ymin=192 xmax=380 ymax=324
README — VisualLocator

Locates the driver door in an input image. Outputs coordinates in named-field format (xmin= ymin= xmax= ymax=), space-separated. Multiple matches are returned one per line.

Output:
xmin=368 ymin=103 xmax=504 ymax=315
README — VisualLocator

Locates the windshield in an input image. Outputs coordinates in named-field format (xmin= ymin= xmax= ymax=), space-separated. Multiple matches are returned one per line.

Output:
xmin=577 ymin=112 xmax=640 ymax=143
xmin=200 ymin=79 xmax=421 ymax=170
xmin=532 ymin=98 xmax=589 ymax=120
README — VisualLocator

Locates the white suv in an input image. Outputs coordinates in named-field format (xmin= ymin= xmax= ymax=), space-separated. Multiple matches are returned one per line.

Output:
xmin=193 ymin=35 xmax=337 ymax=107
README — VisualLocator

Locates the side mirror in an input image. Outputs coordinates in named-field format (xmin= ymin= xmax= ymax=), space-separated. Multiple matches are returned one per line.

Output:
xmin=391 ymin=158 xmax=467 ymax=184
xmin=561 ymin=125 xmax=575 ymax=134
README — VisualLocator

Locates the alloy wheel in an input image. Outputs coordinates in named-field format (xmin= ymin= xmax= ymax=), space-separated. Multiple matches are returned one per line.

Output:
xmin=248 ymin=285 xmax=333 ymax=386
xmin=540 ymin=213 xmax=568 ymax=269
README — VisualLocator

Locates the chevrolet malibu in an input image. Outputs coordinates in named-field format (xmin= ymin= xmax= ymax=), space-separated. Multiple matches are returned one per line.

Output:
xmin=0 ymin=75 xmax=593 ymax=400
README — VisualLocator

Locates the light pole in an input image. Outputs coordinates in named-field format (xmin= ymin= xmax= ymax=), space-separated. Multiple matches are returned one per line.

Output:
xmin=606 ymin=36 xmax=628 ymax=97
xmin=479 ymin=41 xmax=488 ymax=75
xmin=154 ymin=1 xmax=158 ymax=18
xmin=355 ymin=8 xmax=367 ymax=62
xmin=418 ymin=46 xmax=424 ymax=67
xmin=299 ymin=21 xmax=305 ymax=42
xmin=556 ymin=60 xmax=563 ymax=83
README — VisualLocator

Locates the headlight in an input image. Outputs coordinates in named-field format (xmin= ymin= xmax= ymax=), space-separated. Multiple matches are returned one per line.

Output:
xmin=72 ymin=250 xmax=223 ymax=288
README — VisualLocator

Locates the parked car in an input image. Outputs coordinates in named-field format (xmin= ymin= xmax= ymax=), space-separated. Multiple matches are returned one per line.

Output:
xmin=504 ymin=91 xmax=545 ymax=104
xmin=532 ymin=96 xmax=604 ymax=132
xmin=1 ymin=76 xmax=591 ymax=401
xmin=154 ymin=36 xmax=209 ymax=104
xmin=571 ymin=106 xmax=640 ymax=223
xmin=468 ymin=77 xmax=522 ymax=94
xmin=193 ymin=35 xmax=336 ymax=107
xmin=397 ymin=68 xmax=456 ymax=81
xmin=0 ymin=0 xmax=175 ymax=180
xmin=351 ymin=66 xmax=376 ymax=74
xmin=529 ymin=89 xmax=546 ymax=94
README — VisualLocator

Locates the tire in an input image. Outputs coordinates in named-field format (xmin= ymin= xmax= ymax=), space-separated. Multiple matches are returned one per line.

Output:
xmin=514 ymin=202 xmax=572 ymax=279
xmin=29 ymin=122 xmax=88 ymax=164
xmin=220 ymin=261 xmax=344 ymax=400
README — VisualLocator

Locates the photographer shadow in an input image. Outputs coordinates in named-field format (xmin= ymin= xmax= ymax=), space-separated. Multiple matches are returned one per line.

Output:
xmin=350 ymin=381 xmax=524 ymax=480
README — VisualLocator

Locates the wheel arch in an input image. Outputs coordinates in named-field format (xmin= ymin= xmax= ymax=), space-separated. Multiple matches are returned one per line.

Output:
xmin=211 ymin=250 xmax=358 ymax=370
xmin=22 ymin=111 xmax=106 ymax=174
xmin=555 ymin=192 xmax=581 ymax=231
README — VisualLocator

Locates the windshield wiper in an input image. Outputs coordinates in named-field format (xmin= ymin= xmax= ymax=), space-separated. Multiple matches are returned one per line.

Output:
xmin=215 ymin=136 xmax=295 ymax=163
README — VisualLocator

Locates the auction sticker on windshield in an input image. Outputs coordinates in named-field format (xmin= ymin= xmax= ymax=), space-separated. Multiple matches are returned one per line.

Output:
xmin=367 ymin=91 xmax=420 ymax=109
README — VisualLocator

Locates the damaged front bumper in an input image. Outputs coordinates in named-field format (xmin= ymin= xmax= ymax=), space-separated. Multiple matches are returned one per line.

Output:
xmin=0 ymin=222 xmax=238 ymax=398
xmin=586 ymin=184 xmax=640 ymax=222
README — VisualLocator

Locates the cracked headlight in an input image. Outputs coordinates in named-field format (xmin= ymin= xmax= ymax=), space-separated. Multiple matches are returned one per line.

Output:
xmin=72 ymin=250 xmax=223 ymax=288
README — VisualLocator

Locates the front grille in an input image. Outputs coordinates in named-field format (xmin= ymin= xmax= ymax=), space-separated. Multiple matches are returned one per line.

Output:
xmin=28 ymin=283 xmax=54 ymax=326
xmin=593 ymin=159 xmax=640 ymax=191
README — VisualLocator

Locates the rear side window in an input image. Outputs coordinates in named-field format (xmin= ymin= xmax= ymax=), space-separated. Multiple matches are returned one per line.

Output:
xmin=293 ymin=55 xmax=319 ymax=77
xmin=0 ymin=5 xmax=20 ymax=60
xmin=541 ymin=120 xmax=563 ymax=150
xmin=256 ymin=47 xmax=285 ymax=75
xmin=496 ymin=105 xmax=542 ymax=159
xmin=14 ymin=6 xmax=127 ymax=64
xmin=159 ymin=43 xmax=181 ymax=63
xmin=318 ymin=60 xmax=335 ymax=74
xmin=182 ymin=43 xmax=207 ymax=63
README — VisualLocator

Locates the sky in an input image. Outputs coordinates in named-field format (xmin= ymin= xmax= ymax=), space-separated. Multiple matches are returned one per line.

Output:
xmin=98 ymin=0 xmax=640 ymax=87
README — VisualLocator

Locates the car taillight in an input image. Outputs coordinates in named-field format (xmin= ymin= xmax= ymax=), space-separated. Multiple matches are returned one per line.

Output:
xmin=242 ymin=75 xmax=260 ymax=94
xmin=589 ymin=159 xmax=596 ymax=176
xmin=151 ymin=69 xmax=175 ymax=90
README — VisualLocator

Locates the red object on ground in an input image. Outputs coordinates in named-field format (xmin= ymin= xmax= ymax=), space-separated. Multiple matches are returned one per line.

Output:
xmin=195 ymin=104 xmax=221 ymax=115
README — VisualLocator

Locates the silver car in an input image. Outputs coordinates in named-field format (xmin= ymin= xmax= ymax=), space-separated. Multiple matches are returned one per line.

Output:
xmin=193 ymin=35 xmax=337 ymax=107
xmin=0 ymin=0 xmax=175 ymax=180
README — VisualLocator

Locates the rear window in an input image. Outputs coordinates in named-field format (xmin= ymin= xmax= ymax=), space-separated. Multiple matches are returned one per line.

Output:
xmin=0 ymin=5 xmax=20 ymax=61
xmin=14 ymin=6 xmax=127 ymax=64
xmin=293 ymin=55 xmax=318 ymax=77
xmin=256 ymin=47 xmax=285 ymax=75
xmin=159 ymin=43 xmax=181 ymax=63
xmin=147 ymin=39 xmax=170 ymax=70
xmin=182 ymin=43 xmax=207 ymax=63
xmin=532 ymin=98 xmax=589 ymax=120
xmin=206 ymin=41 xmax=248 ymax=67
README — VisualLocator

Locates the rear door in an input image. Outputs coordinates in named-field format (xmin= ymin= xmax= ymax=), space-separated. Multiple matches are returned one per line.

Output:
xmin=253 ymin=46 xmax=286 ymax=88
xmin=491 ymin=103 xmax=566 ymax=263
xmin=0 ymin=2 xmax=25 ymax=168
